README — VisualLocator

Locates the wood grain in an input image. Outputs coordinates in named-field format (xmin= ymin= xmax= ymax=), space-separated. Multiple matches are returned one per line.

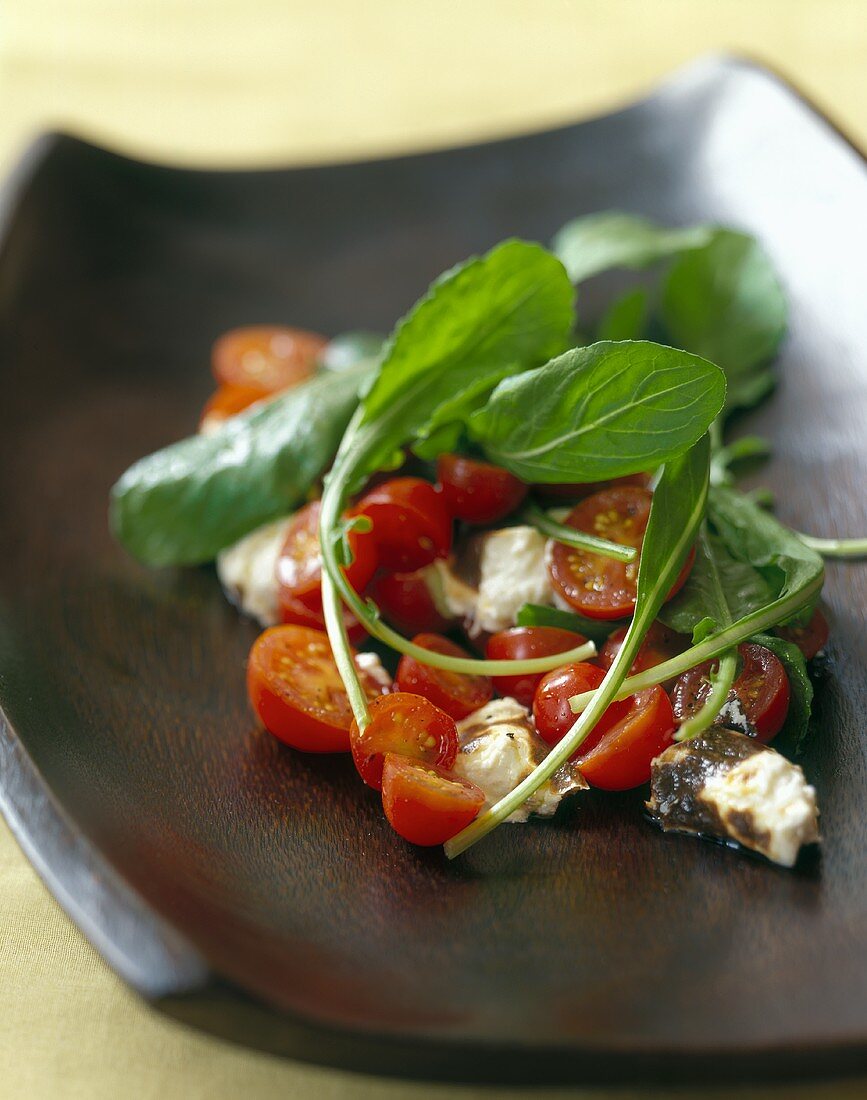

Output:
xmin=1 ymin=58 xmax=866 ymax=1083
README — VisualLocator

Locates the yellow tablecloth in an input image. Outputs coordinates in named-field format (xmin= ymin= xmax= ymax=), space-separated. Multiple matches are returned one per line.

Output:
xmin=2 ymin=3 xmax=866 ymax=1097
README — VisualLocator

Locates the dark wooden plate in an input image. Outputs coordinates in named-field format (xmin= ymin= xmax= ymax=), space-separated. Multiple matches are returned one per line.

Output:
xmin=1 ymin=56 xmax=866 ymax=1085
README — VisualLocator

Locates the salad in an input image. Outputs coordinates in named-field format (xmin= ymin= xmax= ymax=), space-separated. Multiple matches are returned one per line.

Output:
xmin=110 ymin=212 xmax=866 ymax=867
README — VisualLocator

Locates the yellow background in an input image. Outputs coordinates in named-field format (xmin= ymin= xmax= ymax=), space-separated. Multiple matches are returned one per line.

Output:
xmin=1 ymin=2 xmax=866 ymax=1097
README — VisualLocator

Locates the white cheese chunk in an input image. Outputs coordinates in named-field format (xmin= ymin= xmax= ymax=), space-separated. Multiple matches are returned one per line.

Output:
xmin=700 ymin=750 xmax=819 ymax=868
xmin=453 ymin=698 xmax=585 ymax=823
xmin=355 ymin=652 xmax=393 ymax=692
xmin=215 ymin=516 xmax=292 ymax=626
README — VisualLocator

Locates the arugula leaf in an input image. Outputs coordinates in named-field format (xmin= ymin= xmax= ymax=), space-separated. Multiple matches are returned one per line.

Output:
xmin=661 ymin=230 xmax=787 ymax=412
xmin=446 ymin=435 xmax=711 ymax=857
xmin=597 ymin=287 xmax=649 ymax=341
xmin=412 ymin=362 xmax=521 ymax=460
xmin=515 ymin=603 xmax=618 ymax=647
xmin=751 ymin=632 xmax=814 ymax=757
xmin=552 ymin=211 xmax=713 ymax=284
xmin=470 ymin=341 xmax=726 ymax=483
xmin=110 ymin=361 xmax=373 ymax=566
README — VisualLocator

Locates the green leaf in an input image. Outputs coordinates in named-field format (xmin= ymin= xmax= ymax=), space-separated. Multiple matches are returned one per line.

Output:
xmin=515 ymin=603 xmax=618 ymax=647
xmin=110 ymin=361 xmax=373 ymax=566
xmin=597 ymin=287 xmax=649 ymax=341
xmin=751 ymin=632 xmax=814 ymax=757
xmin=412 ymin=362 xmax=521 ymax=460
xmin=470 ymin=340 xmax=726 ymax=483
xmin=552 ymin=211 xmax=714 ymax=284
xmin=357 ymin=239 xmax=574 ymax=473
xmin=661 ymin=230 xmax=787 ymax=412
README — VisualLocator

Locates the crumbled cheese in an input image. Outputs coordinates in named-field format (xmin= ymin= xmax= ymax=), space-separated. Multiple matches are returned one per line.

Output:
xmin=215 ymin=516 xmax=292 ymax=626
xmin=701 ymin=750 xmax=819 ymax=867
xmin=355 ymin=652 xmax=392 ymax=692
xmin=453 ymin=698 xmax=585 ymax=823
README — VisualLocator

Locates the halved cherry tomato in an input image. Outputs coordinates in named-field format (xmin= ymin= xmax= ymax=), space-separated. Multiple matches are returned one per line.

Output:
xmin=275 ymin=501 xmax=378 ymax=613
xmin=532 ymin=662 xmax=629 ymax=746
xmin=199 ymin=384 xmax=269 ymax=431
xmin=547 ymin=486 xmax=694 ymax=620
xmin=381 ymin=753 xmax=485 ymax=846
xmin=436 ymin=454 xmax=528 ymax=525
xmin=247 ymin=625 xmax=383 ymax=752
xmin=356 ymin=478 xmax=452 ymax=571
xmin=396 ymin=634 xmax=492 ymax=720
xmin=350 ymin=692 xmax=458 ymax=790
xmin=598 ymin=620 xmax=689 ymax=684
xmin=366 ymin=568 xmax=453 ymax=635
xmin=277 ymin=592 xmax=368 ymax=645
xmin=532 ymin=471 xmax=652 ymax=503
xmin=671 ymin=642 xmax=790 ymax=743
xmin=486 ymin=626 xmax=587 ymax=707
xmin=212 ymin=325 xmax=327 ymax=392
xmin=777 ymin=607 xmax=830 ymax=661
xmin=575 ymin=685 xmax=675 ymax=790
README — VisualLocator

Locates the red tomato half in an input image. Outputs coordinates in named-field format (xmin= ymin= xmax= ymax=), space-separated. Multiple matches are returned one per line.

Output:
xmin=532 ymin=471 xmax=652 ymax=503
xmin=547 ymin=486 xmax=694 ymax=620
xmin=777 ymin=607 xmax=830 ymax=661
xmin=486 ymin=626 xmax=588 ymax=707
xmin=199 ymin=384 xmax=269 ymax=431
xmin=350 ymin=692 xmax=458 ymax=790
xmin=277 ymin=592 xmax=368 ymax=645
xmin=275 ymin=501 xmax=378 ymax=612
xmin=396 ymin=634 xmax=492 ymax=720
xmin=598 ymin=620 xmax=689 ymax=685
xmin=381 ymin=754 xmax=485 ymax=846
xmin=357 ymin=478 xmax=453 ymax=571
xmin=671 ymin=642 xmax=790 ymax=743
xmin=532 ymin=662 xmax=629 ymax=746
xmin=211 ymin=325 xmax=327 ymax=392
xmin=575 ymin=685 xmax=675 ymax=790
xmin=436 ymin=454 xmax=527 ymax=525
xmin=247 ymin=625 xmax=382 ymax=752
xmin=366 ymin=568 xmax=453 ymax=635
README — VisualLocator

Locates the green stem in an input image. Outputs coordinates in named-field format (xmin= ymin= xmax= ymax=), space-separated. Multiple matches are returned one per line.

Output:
xmin=521 ymin=502 xmax=637 ymax=563
xmin=674 ymin=647 xmax=737 ymax=741
xmin=321 ymin=571 xmax=371 ymax=730
xmin=797 ymin=534 xmax=867 ymax=559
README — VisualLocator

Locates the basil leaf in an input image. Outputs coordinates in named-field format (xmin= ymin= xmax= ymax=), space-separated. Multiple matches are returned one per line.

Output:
xmin=470 ymin=340 xmax=725 ymax=483
xmin=356 ymin=239 xmax=574 ymax=474
xmin=597 ymin=287 xmax=649 ymax=341
xmin=661 ymin=230 xmax=787 ymax=412
xmin=552 ymin=211 xmax=713 ymax=284
xmin=515 ymin=603 xmax=618 ymax=646
xmin=111 ymin=361 xmax=373 ymax=566
xmin=661 ymin=529 xmax=774 ymax=642
xmin=751 ymin=632 xmax=814 ymax=757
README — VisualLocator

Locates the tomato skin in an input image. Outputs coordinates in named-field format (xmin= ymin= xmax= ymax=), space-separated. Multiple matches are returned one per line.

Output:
xmin=356 ymin=478 xmax=453 ymax=571
xmin=533 ymin=662 xmax=629 ymax=746
xmin=777 ymin=607 xmax=830 ymax=661
xmin=199 ymin=384 xmax=269 ymax=430
xmin=275 ymin=501 xmax=378 ymax=613
xmin=547 ymin=486 xmax=694 ymax=620
xmin=278 ymin=591 xmax=368 ymax=645
xmin=366 ymin=568 xmax=453 ymax=635
xmin=247 ymin=625 xmax=381 ymax=752
xmin=211 ymin=325 xmax=327 ymax=392
xmin=671 ymin=642 xmax=790 ymax=743
xmin=396 ymin=634 xmax=493 ymax=720
xmin=436 ymin=454 xmax=528 ymax=525
xmin=486 ymin=626 xmax=588 ymax=707
xmin=576 ymin=686 xmax=675 ymax=790
xmin=598 ymin=621 xmax=689 ymax=685
xmin=381 ymin=754 xmax=485 ymax=846
xmin=350 ymin=692 xmax=458 ymax=790
xmin=532 ymin=472 xmax=652 ymax=503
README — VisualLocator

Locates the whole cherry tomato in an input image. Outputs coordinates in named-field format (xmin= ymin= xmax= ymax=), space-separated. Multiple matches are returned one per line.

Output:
xmin=199 ymin=384 xmax=269 ymax=432
xmin=532 ymin=661 xmax=629 ymax=746
xmin=366 ymin=567 xmax=453 ymax=636
xmin=575 ymin=686 xmax=675 ymax=790
xmin=436 ymin=454 xmax=527 ymax=525
xmin=396 ymin=633 xmax=492 ymax=720
xmin=381 ymin=753 xmax=485 ymax=846
xmin=211 ymin=325 xmax=327 ymax=392
xmin=486 ymin=626 xmax=588 ymax=707
xmin=356 ymin=478 xmax=452 ymax=571
xmin=776 ymin=607 xmax=830 ymax=661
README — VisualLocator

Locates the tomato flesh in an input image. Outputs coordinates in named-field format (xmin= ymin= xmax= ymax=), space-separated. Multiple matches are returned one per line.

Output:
xmin=275 ymin=500 xmax=378 ymax=612
xmin=575 ymin=685 xmax=675 ymax=790
xmin=486 ymin=626 xmax=588 ymax=707
xmin=277 ymin=592 xmax=368 ymax=645
xmin=199 ymin=384 xmax=269 ymax=431
xmin=598 ymin=620 xmax=689 ymax=684
xmin=777 ymin=607 xmax=830 ymax=661
xmin=367 ymin=568 xmax=453 ymax=635
xmin=211 ymin=325 xmax=327 ymax=392
xmin=532 ymin=661 xmax=629 ymax=746
xmin=396 ymin=633 xmax=492 ymax=720
xmin=547 ymin=486 xmax=694 ymax=620
xmin=436 ymin=453 xmax=527 ymax=525
xmin=381 ymin=753 xmax=485 ymax=846
xmin=350 ymin=692 xmax=458 ymax=790
xmin=357 ymin=478 xmax=453 ymax=571
xmin=671 ymin=642 xmax=790 ymax=743
xmin=247 ymin=625 xmax=382 ymax=752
